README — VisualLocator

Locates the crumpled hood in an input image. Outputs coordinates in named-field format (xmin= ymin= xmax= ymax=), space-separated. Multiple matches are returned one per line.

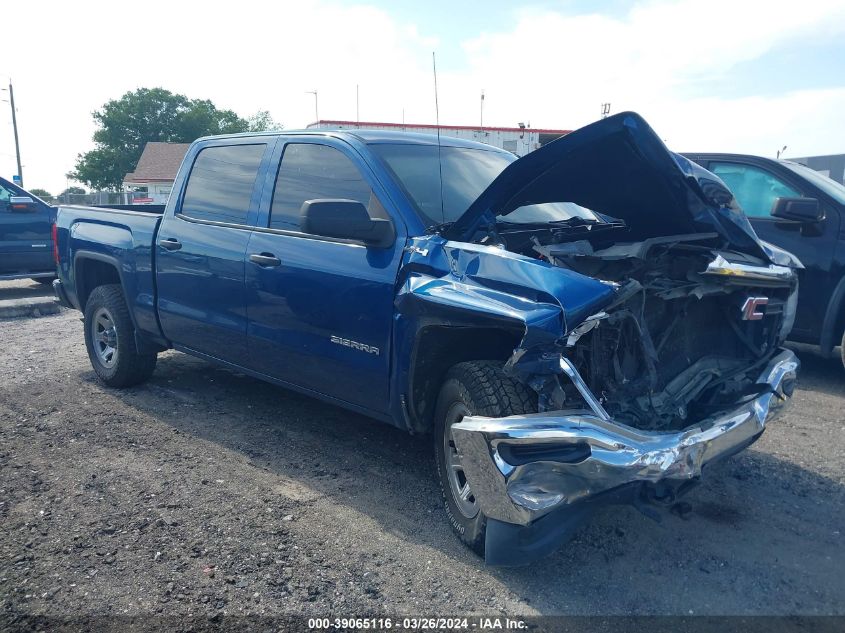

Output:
xmin=445 ymin=111 xmax=772 ymax=261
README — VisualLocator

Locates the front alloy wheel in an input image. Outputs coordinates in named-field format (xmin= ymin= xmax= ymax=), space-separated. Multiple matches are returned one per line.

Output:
xmin=443 ymin=400 xmax=479 ymax=519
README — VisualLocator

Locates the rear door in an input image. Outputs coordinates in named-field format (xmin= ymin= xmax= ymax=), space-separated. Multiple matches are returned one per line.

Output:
xmin=0 ymin=180 xmax=54 ymax=275
xmin=244 ymin=138 xmax=406 ymax=413
xmin=156 ymin=139 xmax=275 ymax=366
xmin=707 ymin=160 xmax=840 ymax=339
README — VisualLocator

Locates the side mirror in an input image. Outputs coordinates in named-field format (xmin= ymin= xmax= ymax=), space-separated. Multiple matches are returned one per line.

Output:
xmin=9 ymin=196 xmax=37 ymax=212
xmin=301 ymin=199 xmax=394 ymax=247
xmin=771 ymin=197 xmax=823 ymax=223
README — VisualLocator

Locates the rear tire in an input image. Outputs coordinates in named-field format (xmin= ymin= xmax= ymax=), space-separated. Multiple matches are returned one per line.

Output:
xmin=433 ymin=361 xmax=537 ymax=557
xmin=83 ymin=284 xmax=156 ymax=387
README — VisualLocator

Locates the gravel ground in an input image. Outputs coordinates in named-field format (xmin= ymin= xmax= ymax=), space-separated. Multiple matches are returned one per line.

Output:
xmin=1 ymin=307 xmax=843 ymax=622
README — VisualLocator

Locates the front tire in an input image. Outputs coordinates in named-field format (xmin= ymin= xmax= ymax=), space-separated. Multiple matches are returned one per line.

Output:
xmin=433 ymin=361 xmax=537 ymax=556
xmin=83 ymin=284 xmax=156 ymax=387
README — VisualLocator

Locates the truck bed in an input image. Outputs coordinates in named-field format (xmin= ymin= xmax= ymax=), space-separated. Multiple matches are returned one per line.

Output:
xmin=93 ymin=204 xmax=166 ymax=213
xmin=54 ymin=204 xmax=164 ymax=341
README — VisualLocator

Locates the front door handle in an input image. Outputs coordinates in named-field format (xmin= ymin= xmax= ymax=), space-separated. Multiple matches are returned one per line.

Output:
xmin=249 ymin=252 xmax=281 ymax=267
xmin=159 ymin=238 xmax=182 ymax=251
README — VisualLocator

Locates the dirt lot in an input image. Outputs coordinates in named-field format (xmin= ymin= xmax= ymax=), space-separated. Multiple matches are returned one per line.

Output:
xmin=1 ymin=300 xmax=844 ymax=622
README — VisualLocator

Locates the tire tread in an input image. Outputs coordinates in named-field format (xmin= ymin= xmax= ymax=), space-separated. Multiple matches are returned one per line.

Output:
xmin=84 ymin=284 xmax=156 ymax=388
xmin=434 ymin=360 xmax=537 ymax=557
xmin=445 ymin=360 xmax=537 ymax=417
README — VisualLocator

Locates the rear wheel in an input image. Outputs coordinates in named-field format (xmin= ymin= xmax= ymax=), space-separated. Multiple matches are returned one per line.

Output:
xmin=83 ymin=284 xmax=156 ymax=387
xmin=433 ymin=361 xmax=537 ymax=556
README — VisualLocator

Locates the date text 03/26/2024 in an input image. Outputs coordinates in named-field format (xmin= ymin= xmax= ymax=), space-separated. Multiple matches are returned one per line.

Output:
xmin=307 ymin=617 xmax=527 ymax=630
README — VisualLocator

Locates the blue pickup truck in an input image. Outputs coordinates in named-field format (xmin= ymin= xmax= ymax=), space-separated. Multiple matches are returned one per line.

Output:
xmin=54 ymin=112 xmax=800 ymax=565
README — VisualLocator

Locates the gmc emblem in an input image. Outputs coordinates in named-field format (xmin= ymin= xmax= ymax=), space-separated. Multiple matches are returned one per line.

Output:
xmin=741 ymin=296 xmax=768 ymax=321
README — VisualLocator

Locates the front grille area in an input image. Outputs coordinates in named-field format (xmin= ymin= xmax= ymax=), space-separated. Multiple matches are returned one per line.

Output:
xmin=565 ymin=285 xmax=790 ymax=431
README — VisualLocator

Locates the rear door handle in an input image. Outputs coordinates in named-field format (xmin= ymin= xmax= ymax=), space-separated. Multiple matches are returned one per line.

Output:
xmin=159 ymin=238 xmax=182 ymax=251
xmin=249 ymin=252 xmax=281 ymax=267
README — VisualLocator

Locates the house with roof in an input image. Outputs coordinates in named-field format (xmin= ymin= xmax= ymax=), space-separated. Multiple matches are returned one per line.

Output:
xmin=123 ymin=142 xmax=191 ymax=204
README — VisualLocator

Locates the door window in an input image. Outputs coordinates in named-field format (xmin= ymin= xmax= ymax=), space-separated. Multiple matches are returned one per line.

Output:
xmin=0 ymin=183 xmax=13 ymax=209
xmin=180 ymin=144 xmax=266 ymax=225
xmin=269 ymin=143 xmax=381 ymax=231
xmin=710 ymin=162 xmax=800 ymax=218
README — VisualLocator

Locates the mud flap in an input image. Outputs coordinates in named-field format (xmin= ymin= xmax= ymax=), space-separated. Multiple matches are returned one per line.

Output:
xmin=482 ymin=481 xmax=687 ymax=566
xmin=484 ymin=503 xmax=594 ymax=567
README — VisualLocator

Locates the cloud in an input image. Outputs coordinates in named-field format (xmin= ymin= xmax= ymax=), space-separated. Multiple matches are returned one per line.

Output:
xmin=1 ymin=0 xmax=843 ymax=192
xmin=455 ymin=0 xmax=845 ymax=137
xmin=0 ymin=0 xmax=437 ymax=192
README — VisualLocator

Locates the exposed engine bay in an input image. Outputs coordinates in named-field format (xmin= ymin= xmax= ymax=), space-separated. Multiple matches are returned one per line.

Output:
xmin=502 ymin=227 xmax=796 ymax=431
xmin=433 ymin=112 xmax=801 ymax=563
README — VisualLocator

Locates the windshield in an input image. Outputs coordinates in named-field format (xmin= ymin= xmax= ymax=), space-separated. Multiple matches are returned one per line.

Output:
xmin=782 ymin=161 xmax=845 ymax=205
xmin=370 ymin=143 xmax=597 ymax=228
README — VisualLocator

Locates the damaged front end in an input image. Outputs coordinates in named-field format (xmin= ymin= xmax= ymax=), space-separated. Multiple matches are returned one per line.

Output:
xmin=449 ymin=239 xmax=799 ymax=564
xmin=398 ymin=112 xmax=802 ymax=565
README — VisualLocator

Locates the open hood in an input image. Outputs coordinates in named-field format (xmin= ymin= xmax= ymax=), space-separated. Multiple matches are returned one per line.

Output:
xmin=445 ymin=112 xmax=772 ymax=260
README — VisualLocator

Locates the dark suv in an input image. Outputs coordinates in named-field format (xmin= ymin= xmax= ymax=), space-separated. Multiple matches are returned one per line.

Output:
xmin=0 ymin=176 xmax=56 ymax=283
xmin=684 ymin=153 xmax=845 ymax=367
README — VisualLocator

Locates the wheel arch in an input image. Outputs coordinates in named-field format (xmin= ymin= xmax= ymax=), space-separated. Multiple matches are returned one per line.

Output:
xmin=819 ymin=274 xmax=845 ymax=356
xmin=73 ymin=252 xmax=167 ymax=355
xmin=405 ymin=322 xmax=525 ymax=434
xmin=73 ymin=252 xmax=123 ymax=313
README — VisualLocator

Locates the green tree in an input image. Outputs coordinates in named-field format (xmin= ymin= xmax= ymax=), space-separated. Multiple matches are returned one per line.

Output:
xmin=70 ymin=88 xmax=270 ymax=191
xmin=60 ymin=186 xmax=86 ymax=196
xmin=247 ymin=110 xmax=282 ymax=132
xmin=29 ymin=188 xmax=54 ymax=201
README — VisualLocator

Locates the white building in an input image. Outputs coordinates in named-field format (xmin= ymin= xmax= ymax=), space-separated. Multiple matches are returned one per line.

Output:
xmin=307 ymin=120 xmax=570 ymax=156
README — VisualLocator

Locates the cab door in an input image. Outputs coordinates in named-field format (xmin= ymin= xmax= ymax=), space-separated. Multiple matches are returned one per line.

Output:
xmin=155 ymin=140 xmax=275 ymax=366
xmin=244 ymin=138 xmax=406 ymax=413
xmin=708 ymin=160 xmax=840 ymax=339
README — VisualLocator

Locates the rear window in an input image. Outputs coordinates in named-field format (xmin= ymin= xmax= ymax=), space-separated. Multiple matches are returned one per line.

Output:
xmin=180 ymin=144 xmax=265 ymax=225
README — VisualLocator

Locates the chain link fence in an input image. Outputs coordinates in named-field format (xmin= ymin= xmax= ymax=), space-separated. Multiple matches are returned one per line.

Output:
xmin=54 ymin=191 xmax=137 ymax=206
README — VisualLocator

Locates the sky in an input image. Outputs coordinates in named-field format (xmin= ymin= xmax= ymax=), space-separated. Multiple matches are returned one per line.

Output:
xmin=1 ymin=0 xmax=844 ymax=194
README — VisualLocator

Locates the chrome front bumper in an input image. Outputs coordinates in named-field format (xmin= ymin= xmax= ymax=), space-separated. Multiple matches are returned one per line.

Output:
xmin=451 ymin=349 xmax=799 ymax=526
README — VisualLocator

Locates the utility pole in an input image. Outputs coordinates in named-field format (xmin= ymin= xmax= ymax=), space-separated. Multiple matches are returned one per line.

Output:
xmin=480 ymin=89 xmax=485 ymax=130
xmin=306 ymin=90 xmax=318 ymax=123
xmin=356 ymin=84 xmax=359 ymax=125
xmin=8 ymin=81 xmax=22 ymax=187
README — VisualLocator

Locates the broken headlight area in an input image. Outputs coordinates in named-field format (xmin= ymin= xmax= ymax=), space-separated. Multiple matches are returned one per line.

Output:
xmin=533 ymin=235 xmax=796 ymax=432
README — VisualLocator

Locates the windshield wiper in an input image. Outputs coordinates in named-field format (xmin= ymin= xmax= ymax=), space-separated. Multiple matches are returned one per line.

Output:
xmin=496 ymin=217 xmax=627 ymax=231
xmin=426 ymin=221 xmax=455 ymax=234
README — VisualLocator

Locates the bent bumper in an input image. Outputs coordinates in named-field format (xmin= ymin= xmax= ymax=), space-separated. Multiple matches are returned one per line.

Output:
xmin=451 ymin=349 xmax=798 ymax=527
